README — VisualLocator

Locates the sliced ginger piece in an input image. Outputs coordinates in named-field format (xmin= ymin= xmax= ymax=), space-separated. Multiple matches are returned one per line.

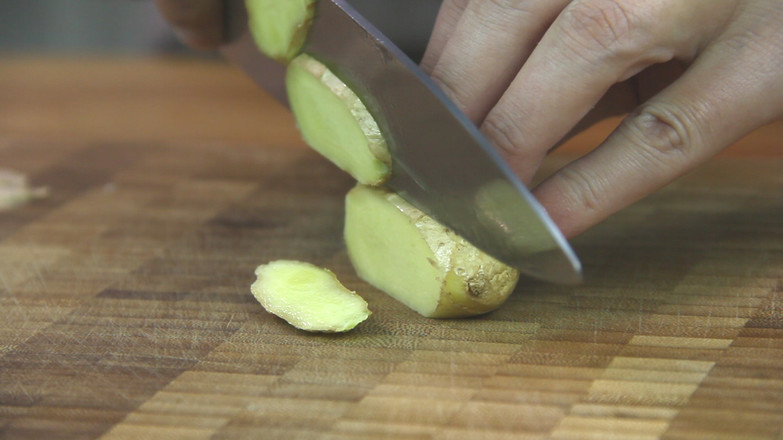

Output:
xmin=286 ymin=53 xmax=391 ymax=185
xmin=251 ymin=260 xmax=370 ymax=332
xmin=344 ymin=185 xmax=520 ymax=318
xmin=0 ymin=169 xmax=48 ymax=211
xmin=246 ymin=0 xmax=315 ymax=63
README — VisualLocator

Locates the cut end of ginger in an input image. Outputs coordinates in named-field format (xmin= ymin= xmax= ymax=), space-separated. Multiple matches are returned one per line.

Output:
xmin=286 ymin=54 xmax=391 ymax=186
xmin=344 ymin=185 xmax=520 ymax=318
xmin=246 ymin=0 xmax=315 ymax=63
xmin=251 ymin=260 xmax=371 ymax=332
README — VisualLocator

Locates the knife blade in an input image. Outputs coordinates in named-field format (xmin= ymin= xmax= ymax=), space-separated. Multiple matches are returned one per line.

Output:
xmin=219 ymin=0 xmax=582 ymax=284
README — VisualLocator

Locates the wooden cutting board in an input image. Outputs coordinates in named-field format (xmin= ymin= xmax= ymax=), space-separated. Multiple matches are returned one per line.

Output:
xmin=1 ymin=58 xmax=782 ymax=440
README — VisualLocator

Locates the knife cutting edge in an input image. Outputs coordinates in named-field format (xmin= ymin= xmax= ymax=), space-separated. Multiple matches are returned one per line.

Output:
xmin=219 ymin=0 xmax=583 ymax=284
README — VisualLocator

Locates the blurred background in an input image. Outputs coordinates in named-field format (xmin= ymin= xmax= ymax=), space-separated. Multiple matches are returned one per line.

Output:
xmin=0 ymin=0 xmax=441 ymax=60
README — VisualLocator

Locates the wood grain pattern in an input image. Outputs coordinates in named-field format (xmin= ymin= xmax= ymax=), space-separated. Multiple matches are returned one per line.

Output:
xmin=1 ymin=58 xmax=782 ymax=440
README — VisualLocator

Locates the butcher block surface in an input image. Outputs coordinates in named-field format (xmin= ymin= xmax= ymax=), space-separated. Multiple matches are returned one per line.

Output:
xmin=1 ymin=57 xmax=782 ymax=440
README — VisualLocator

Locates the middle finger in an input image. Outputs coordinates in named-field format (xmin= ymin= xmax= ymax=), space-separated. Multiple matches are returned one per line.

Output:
xmin=428 ymin=0 xmax=571 ymax=123
xmin=482 ymin=0 xmax=733 ymax=183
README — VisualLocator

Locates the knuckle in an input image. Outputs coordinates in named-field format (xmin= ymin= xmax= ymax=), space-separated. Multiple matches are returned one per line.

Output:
xmin=481 ymin=111 xmax=525 ymax=159
xmin=560 ymin=0 xmax=639 ymax=56
xmin=557 ymin=167 xmax=606 ymax=215
xmin=430 ymin=70 xmax=472 ymax=120
xmin=468 ymin=0 xmax=538 ymax=35
xmin=626 ymin=105 xmax=694 ymax=163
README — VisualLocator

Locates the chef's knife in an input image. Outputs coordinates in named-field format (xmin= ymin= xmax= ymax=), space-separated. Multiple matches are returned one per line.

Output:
xmin=220 ymin=0 xmax=582 ymax=284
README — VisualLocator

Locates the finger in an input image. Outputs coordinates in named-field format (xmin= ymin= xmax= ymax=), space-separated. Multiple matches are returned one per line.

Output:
xmin=427 ymin=0 xmax=570 ymax=123
xmin=154 ymin=0 xmax=224 ymax=50
xmin=556 ymin=60 xmax=687 ymax=149
xmin=482 ymin=0 xmax=734 ymax=184
xmin=420 ymin=0 xmax=470 ymax=74
xmin=533 ymin=15 xmax=783 ymax=238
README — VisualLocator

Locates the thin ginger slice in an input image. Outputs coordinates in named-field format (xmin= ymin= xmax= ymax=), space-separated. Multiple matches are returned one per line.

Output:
xmin=286 ymin=54 xmax=391 ymax=185
xmin=246 ymin=0 xmax=315 ymax=63
xmin=0 ymin=169 xmax=48 ymax=211
xmin=251 ymin=260 xmax=371 ymax=332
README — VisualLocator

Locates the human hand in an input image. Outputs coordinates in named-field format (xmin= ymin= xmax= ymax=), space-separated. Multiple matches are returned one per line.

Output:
xmin=421 ymin=0 xmax=783 ymax=238
xmin=154 ymin=0 xmax=223 ymax=50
